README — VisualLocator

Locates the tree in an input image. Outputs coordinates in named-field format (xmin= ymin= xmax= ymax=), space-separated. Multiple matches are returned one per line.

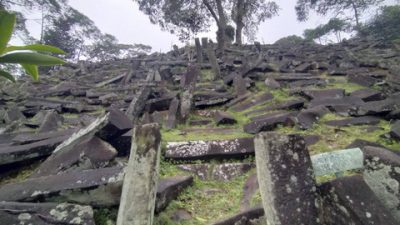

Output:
xmin=295 ymin=0 xmax=384 ymax=29
xmin=303 ymin=18 xmax=349 ymax=44
xmin=232 ymin=0 xmax=279 ymax=45
xmin=0 ymin=10 xmax=65 ymax=82
xmin=134 ymin=0 xmax=279 ymax=48
xmin=84 ymin=34 xmax=152 ymax=62
xmin=359 ymin=5 xmax=400 ymax=41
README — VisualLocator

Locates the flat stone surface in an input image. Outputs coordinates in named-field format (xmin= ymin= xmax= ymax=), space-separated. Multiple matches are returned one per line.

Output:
xmin=301 ymin=89 xmax=345 ymax=100
xmin=214 ymin=110 xmax=237 ymax=125
xmin=12 ymin=128 xmax=77 ymax=145
xmin=165 ymin=137 xmax=254 ymax=160
xmin=390 ymin=120 xmax=400 ymax=141
xmin=156 ymin=175 xmax=193 ymax=213
xmin=0 ymin=202 xmax=95 ymax=225
xmin=318 ymin=175 xmax=398 ymax=225
xmin=210 ymin=207 xmax=264 ymax=225
xmin=244 ymin=111 xmax=297 ymax=134
xmin=32 ymin=136 xmax=117 ymax=177
xmin=311 ymin=148 xmax=363 ymax=177
xmin=325 ymin=116 xmax=381 ymax=127
xmin=355 ymin=98 xmax=400 ymax=116
xmin=177 ymin=163 xmax=255 ymax=181
xmin=230 ymin=92 xmax=273 ymax=112
xmin=246 ymin=99 xmax=304 ymax=116
xmin=362 ymin=146 xmax=400 ymax=222
xmin=0 ymin=166 xmax=124 ymax=204
xmin=255 ymin=133 xmax=319 ymax=225
xmin=296 ymin=106 xmax=329 ymax=129
xmin=0 ymin=135 xmax=69 ymax=166
xmin=350 ymin=89 xmax=382 ymax=102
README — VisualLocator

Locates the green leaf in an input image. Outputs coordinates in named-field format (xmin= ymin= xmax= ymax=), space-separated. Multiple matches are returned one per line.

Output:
xmin=21 ymin=64 xmax=39 ymax=81
xmin=0 ymin=69 xmax=16 ymax=82
xmin=0 ymin=10 xmax=16 ymax=54
xmin=4 ymin=44 xmax=66 ymax=54
xmin=0 ymin=52 xmax=65 ymax=65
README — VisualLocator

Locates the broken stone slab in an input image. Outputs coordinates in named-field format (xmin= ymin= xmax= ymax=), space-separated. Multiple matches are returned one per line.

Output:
xmin=4 ymin=105 xmax=25 ymax=124
xmin=31 ymin=136 xmax=117 ymax=178
xmin=0 ymin=202 xmax=95 ymax=225
xmin=390 ymin=120 xmax=400 ymax=141
xmin=234 ymin=75 xmax=248 ymax=96
xmin=180 ymin=89 xmax=193 ymax=122
xmin=387 ymin=109 xmax=400 ymax=120
xmin=195 ymin=94 xmax=233 ymax=108
xmin=254 ymin=132 xmax=319 ymax=225
xmin=301 ymin=89 xmax=345 ymax=100
xmin=126 ymin=87 xmax=151 ymax=121
xmin=95 ymin=73 xmax=127 ymax=88
xmin=146 ymin=95 xmax=175 ymax=113
xmin=165 ymin=137 xmax=254 ymax=160
xmin=348 ymin=74 xmax=378 ymax=87
xmin=245 ymin=99 xmax=304 ymax=116
xmin=37 ymin=110 xmax=63 ymax=133
xmin=210 ymin=207 xmax=264 ymax=225
xmin=0 ymin=135 xmax=70 ymax=166
xmin=311 ymin=148 xmax=363 ymax=177
xmin=95 ymin=109 xmax=133 ymax=142
xmin=308 ymin=96 xmax=364 ymax=109
xmin=349 ymin=89 xmax=383 ymax=102
xmin=318 ymin=175 xmax=398 ymax=225
xmin=230 ymin=92 xmax=273 ymax=112
xmin=12 ymin=128 xmax=77 ymax=145
xmin=214 ymin=110 xmax=237 ymax=125
xmin=288 ymin=79 xmax=327 ymax=88
xmin=177 ymin=163 xmax=255 ymax=181
xmin=155 ymin=175 xmax=193 ymax=213
xmin=296 ymin=105 xmax=329 ymax=129
xmin=362 ymin=146 xmax=400 ymax=222
xmin=117 ymin=123 xmax=161 ymax=225
xmin=165 ymin=98 xmax=180 ymax=130
xmin=0 ymin=166 xmax=124 ymax=204
xmin=244 ymin=111 xmax=297 ymax=134
xmin=264 ymin=77 xmax=281 ymax=89
xmin=325 ymin=116 xmax=381 ymax=127
xmin=181 ymin=64 xmax=199 ymax=89
xmin=354 ymin=97 xmax=400 ymax=116
xmin=241 ymin=173 xmax=259 ymax=211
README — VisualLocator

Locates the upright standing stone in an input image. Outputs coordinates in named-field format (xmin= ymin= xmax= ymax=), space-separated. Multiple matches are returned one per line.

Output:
xmin=254 ymin=132 xmax=319 ymax=225
xmin=166 ymin=98 xmax=180 ymax=130
xmin=206 ymin=41 xmax=221 ymax=80
xmin=117 ymin=123 xmax=162 ymax=225
xmin=195 ymin=38 xmax=203 ymax=64
xmin=126 ymin=87 xmax=151 ymax=121
xmin=234 ymin=75 xmax=247 ymax=96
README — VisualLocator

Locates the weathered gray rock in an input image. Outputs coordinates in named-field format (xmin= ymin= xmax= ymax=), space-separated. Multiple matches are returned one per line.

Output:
xmin=214 ymin=110 xmax=237 ymax=125
xmin=210 ymin=207 xmax=264 ymax=225
xmin=245 ymin=99 xmax=304 ymax=116
xmin=117 ymin=123 xmax=161 ymax=225
xmin=0 ymin=202 xmax=95 ymax=225
xmin=296 ymin=106 xmax=329 ymax=129
xmin=362 ymin=146 xmax=400 ymax=222
xmin=37 ymin=110 xmax=63 ymax=133
xmin=126 ymin=87 xmax=151 ymax=121
xmin=301 ymin=89 xmax=345 ymax=100
xmin=95 ymin=109 xmax=133 ymax=142
xmin=166 ymin=137 xmax=254 ymax=160
xmin=241 ymin=173 xmax=259 ymax=211
xmin=354 ymin=98 xmax=400 ymax=116
xmin=166 ymin=98 xmax=180 ymax=130
xmin=12 ymin=128 xmax=77 ymax=145
xmin=234 ymin=75 xmax=247 ymax=96
xmin=325 ymin=116 xmax=381 ymax=127
xmin=31 ymin=136 xmax=117 ymax=177
xmin=318 ymin=175 xmax=398 ymax=225
xmin=0 ymin=166 xmax=124 ymax=205
xmin=264 ymin=77 xmax=280 ymax=89
xmin=390 ymin=120 xmax=400 ymax=141
xmin=231 ymin=92 xmax=273 ymax=112
xmin=244 ymin=112 xmax=297 ymax=134
xmin=0 ymin=135 xmax=69 ymax=166
xmin=350 ymin=89 xmax=383 ymax=102
xmin=254 ymin=133 xmax=319 ymax=225
xmin=156 ymin=175 xmax=193 ymax=213
xmin=4 ymin=105 xmax=25 ymax=124
xmin=177 ymin=163 xmax=254 ymax=181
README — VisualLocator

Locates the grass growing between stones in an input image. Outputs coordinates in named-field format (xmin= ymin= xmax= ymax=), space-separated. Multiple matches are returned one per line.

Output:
xmin=154 ymin=170 xmax=253 ymax=225
xmin=161 ymin=128 xmax=253 ymax=142
xmin=276 ymin=113 xmax=399 ymax=154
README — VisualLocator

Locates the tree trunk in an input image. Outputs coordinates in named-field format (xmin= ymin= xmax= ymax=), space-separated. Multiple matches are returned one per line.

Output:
xmin=351 ymin=1 xmax=360 ymax=28
xmin=234 ymin=0 xmax=245 ymax=45
xmin=215 ymin=0 xmax=227 ymax=51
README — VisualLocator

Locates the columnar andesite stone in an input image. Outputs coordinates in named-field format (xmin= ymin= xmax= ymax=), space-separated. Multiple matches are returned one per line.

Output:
xmin=318 ymin=175 xmax=398 ymax=225
xmin=117 ymin=123 xmax=162 ymax=225
xmin=0 ymin=202 xmax=95 ymax=225
xmin=254 ymin=132 xmax=319 ymax=225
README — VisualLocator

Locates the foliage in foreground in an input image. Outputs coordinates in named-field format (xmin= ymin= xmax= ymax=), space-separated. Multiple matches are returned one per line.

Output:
xmin=0 ymin=10 xmax=65 ymax=82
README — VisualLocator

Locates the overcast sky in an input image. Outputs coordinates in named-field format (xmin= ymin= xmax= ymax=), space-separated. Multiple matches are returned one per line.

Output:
xmin=61 ymin=0 xmax=391 ymax=52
